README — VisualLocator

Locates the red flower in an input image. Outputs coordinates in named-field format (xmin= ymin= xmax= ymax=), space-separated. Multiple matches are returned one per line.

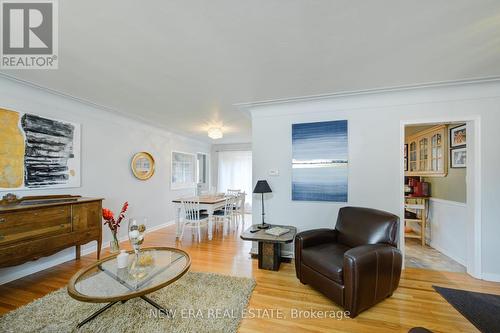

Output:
xmin=121 ymin=202 xmax=129 ymax=213
xmin=102 ymin=202 xmax=128 ymax=232
xmin=102 ymin=208 xmax=114 ymax=221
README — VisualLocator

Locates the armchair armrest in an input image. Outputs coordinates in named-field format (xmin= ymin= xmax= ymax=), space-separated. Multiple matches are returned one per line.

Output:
xmin=294 ymin=229 xmax=338 ymax=280
xmin=343 ymin=244 xmax=402 ymax=317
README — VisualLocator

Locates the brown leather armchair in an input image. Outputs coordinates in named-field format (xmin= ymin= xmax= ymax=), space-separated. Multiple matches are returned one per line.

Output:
xmin=295 ymin=206 xmax=402 ymax=317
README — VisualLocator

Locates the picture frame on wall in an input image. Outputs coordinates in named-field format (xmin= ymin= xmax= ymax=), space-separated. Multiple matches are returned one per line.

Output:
xmin=131 ymin=152 xmax=155 ymax=180
xmin=450 ymin=147 xmax=466 ymax=168
xmin=292 ymin=120 xmax=348 ymax=202
xmin=171 ymin=151 xmax=197 ymax=189
xmin=449 ymin=124 xmax=466 ymax=148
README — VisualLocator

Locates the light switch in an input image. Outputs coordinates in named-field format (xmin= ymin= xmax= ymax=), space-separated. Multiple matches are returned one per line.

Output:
xmin=269 ymin=169 xmax=279 ymax=176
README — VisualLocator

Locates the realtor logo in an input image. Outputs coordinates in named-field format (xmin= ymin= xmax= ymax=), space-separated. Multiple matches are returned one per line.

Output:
xmin=1 ymin=0 xmax=58 ymax=69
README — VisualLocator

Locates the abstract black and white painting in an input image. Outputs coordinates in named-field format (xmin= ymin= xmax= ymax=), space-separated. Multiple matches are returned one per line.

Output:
xmin=0 ymin=108 xmax=81 ymax=190
xmin=292 ymin=120 xmax=348 ymax=202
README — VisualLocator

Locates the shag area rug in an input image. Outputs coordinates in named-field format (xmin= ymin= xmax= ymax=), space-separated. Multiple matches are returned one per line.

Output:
xmin=0 ymin=272 xmax=255 ymax=333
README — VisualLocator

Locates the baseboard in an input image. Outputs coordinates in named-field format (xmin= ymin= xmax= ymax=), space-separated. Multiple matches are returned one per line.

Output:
xmin=0 ymin=251 xmax=81 ymax=285
xmin=0 ymin=220 xmax=176 ymax=286
xmin=429 ymin=241 xmax=466 ymax=266
xmin=481 ymin=273 xmax=500 ymax=282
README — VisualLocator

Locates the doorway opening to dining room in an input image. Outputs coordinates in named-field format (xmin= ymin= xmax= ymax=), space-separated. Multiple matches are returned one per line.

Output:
xmin=213 ymin=144 xmax=253 ymax=212
xmin=401 ymin=117 xmax=480 ymax=278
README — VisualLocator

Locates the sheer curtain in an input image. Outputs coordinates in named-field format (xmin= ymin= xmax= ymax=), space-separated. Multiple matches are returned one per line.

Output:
xmin=217 ymin=150 xmax=252 ymax=210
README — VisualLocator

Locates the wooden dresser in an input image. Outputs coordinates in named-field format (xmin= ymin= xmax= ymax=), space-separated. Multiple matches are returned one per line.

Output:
xmin=0 ymin=194 xmax=103 ymax=268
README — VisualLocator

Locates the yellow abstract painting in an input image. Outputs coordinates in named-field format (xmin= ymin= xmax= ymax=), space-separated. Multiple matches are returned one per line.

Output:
xmin=0 ymin=108 xmax=25 ymax=188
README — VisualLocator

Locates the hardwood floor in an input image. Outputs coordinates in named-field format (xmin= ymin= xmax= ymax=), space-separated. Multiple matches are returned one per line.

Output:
xmin=1 ymin=219 xmax=499 ymax=332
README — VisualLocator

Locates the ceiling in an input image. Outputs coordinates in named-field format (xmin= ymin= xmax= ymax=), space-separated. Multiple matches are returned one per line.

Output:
xmin=2 ymin=1 xmax=500 ymax=143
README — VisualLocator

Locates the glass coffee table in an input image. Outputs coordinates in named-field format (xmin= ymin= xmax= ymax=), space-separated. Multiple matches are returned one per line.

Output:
xmin=67 ymin=247 xmax=190 ymax=328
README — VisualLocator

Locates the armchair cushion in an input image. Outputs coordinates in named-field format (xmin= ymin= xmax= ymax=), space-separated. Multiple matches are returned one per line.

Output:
xmin=336 ymin=206 xmax=399 ymax=248
xmin=301 ymin=243 xmax=350 ymax=284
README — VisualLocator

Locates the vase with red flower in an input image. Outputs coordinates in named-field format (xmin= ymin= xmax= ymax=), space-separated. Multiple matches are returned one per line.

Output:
xmin=102 ymin=202 xmax=129 ymax=254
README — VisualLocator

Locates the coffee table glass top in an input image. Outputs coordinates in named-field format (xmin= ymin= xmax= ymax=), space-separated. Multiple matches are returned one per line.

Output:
xmin=68 ymin=247 xmax=190 ymax=302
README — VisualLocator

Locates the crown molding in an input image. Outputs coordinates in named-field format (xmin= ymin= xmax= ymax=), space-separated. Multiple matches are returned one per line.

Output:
xmin=0 ymin=73 xmax=211 ymax=146
xmin=235 ymin=76 xmax=500 ymax=113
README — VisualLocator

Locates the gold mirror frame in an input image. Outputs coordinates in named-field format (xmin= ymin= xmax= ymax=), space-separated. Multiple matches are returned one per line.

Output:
xmin=131 ymin=152 xmax=155 ymax=180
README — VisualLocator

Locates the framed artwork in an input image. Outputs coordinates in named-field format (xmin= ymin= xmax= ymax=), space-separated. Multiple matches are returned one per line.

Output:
xmin=404 ymin=144 xmax=408 ymax=172
xmin=292 ymin=120 xmax=348 ymax=202
xmin=131 ymin=152 xmax=155 ymax=180
xmin=450 ymin=124 xmax=466 ymax=148
xmin=0 ymin=108 xmax=81 ymax=190
xmin=450 ymin=147 xmax=466 ymax=168
xmin=171 ymin=151 xmax=196 ymax=189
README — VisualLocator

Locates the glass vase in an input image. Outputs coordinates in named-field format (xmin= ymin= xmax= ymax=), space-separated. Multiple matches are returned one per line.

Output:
xmin=109 ymin=233 xmax=120 ymax=253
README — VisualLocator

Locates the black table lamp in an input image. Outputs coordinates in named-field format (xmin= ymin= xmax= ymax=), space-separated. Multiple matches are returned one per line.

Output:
xmin=253 ymin=180 xmax=272 ymax=229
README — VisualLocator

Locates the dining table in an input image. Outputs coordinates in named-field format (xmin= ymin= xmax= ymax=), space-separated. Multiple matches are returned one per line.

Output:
xmin=172 ymin=194 xmax=245 ymax=240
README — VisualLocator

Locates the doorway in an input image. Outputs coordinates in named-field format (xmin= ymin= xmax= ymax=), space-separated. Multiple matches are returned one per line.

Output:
xmin=400 ymin=118 xmax=481 ymax=278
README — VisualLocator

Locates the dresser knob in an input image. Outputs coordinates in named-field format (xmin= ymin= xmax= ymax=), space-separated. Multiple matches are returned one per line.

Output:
xmin=0 ymin=218 xmax=5 ymax=223
xmin=0 ymin=234 xmax=4 ymax=240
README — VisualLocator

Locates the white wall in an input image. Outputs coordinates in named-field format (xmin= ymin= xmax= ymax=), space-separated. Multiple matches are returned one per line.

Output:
xmin=428 ymin=198 xmax=467 ymax=266
xmin=249 ymin=79 xmax=500 ymax=281
xmin=0 ymin=77 xmax=210 ymax=284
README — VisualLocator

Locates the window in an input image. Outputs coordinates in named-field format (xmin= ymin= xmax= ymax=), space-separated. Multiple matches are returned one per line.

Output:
xmin=217 ymin=150 xmax=252 ymax=209
xmin=171 ymin=151 xmax=196 ymax=189
xmin=197 ymin=153 xmax=208 ymax=184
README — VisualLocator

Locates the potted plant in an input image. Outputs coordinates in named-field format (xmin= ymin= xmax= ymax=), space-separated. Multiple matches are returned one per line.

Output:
xmin=102 ymin=202 xmax=128 ymax=253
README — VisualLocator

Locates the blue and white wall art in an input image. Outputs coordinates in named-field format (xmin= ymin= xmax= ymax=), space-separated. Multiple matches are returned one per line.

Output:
xmin=292 ymin=120 xmax=348 ymax=202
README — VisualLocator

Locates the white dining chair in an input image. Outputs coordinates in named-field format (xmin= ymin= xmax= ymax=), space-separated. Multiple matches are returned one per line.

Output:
xmin=180 ymin=199 xmax=208 ymax=242
xmin=225 ymin=190 xmax=245 ymax=228
xmin=226 ymin=189 xmax=241 ymax=197
xmin=233 ymin=192 xmax=245 ymax=227
xmin=213 ymin=195 xmax=236 ymax=235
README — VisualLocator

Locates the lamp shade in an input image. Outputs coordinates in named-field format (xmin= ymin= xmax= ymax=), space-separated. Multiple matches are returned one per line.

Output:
xmin=253 ymin=180 xmax=272 ymax=193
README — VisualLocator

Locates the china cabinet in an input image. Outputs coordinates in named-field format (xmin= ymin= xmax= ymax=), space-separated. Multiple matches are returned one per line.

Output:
xmin=406 ymin=125 xmax=447 ymax=177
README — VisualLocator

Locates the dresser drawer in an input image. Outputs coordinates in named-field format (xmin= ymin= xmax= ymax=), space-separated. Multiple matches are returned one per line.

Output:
xmin=0 ymin=206 xmax=71 ymax=245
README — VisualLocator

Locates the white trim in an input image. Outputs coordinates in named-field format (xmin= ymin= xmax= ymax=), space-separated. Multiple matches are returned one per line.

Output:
xmin=399 ymin=116 xmax=482 ymax=280
xmin=481 ymin=273 xmax=500 ymax=283
xmin=247 ymin=80 xmax=500 ymax=121
xmin=0 ymin=73 xmax=210 ymax=145
xmin=0 ymin=250 xmax=80 ymax=286
xmin=0 ymin=220 xmax=176 ymax=285
xmin=429 ymin=242 xmax=467 ymax=267
xmin=238 ymin=76 xmax=500 ymax=110
xmin=429 ymin=198 xmax=466 ymax=208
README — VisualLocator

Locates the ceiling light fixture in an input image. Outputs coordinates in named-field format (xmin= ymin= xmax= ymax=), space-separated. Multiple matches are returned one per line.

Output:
xmin=207 ymin=127 xmax=223 ymax=139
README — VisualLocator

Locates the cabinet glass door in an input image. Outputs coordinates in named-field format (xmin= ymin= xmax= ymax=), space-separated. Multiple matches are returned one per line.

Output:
xmin=419 ymin=138 xmax=428 ymax=171
xmin=409 ymin=141 xmax=417 ymax=171
xmin=431 ymin=133 xmax=443 ymax=172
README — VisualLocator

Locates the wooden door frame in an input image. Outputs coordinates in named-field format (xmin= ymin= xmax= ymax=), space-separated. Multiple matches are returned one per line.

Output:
xmin=399 ymin=116 xmax=481 ymax=279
